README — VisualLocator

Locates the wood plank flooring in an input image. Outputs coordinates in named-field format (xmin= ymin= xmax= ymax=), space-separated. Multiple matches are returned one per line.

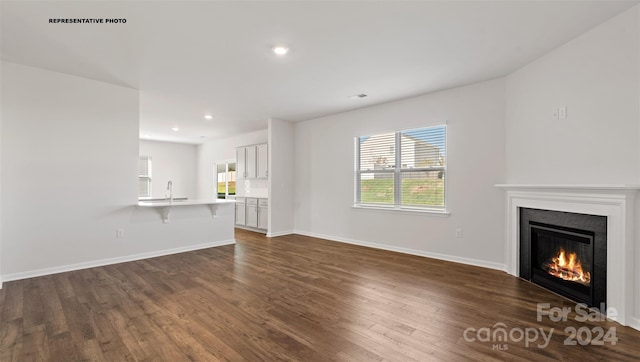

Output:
xmin=1 ymin=229 xmax=639 ymax=361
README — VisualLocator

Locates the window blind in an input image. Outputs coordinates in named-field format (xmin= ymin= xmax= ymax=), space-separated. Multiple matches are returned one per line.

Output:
xmin=139 ymin=156 xmax=151 ymax=198
xmin=139 ymin=156 xmax=151 ymax=177
xmin=356 ymin=125 xmax=446 ymax=210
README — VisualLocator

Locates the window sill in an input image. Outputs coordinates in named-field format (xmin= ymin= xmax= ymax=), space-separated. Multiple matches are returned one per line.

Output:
xmin=352 ymin=204 xmax=450 ymax=216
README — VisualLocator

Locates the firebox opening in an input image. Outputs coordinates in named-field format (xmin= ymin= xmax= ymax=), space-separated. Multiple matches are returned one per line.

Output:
xmin=530 ymin=222 xmax=594 ymax=305
xmin=519 ymin=208 xmax=606 ymax=310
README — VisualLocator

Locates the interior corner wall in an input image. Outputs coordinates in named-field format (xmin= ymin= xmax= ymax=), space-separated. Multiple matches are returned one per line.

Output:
xmin=139 ymin=140 xmax=198 ymax=199
xmin=293 ymin=78 xmax=506 ymax=269
xmin=267 ymin=118 xmax=295 ymax=236
xmin=1 ymin=61 xmax=140 ymax=277
xmin=0 ymin=61 xmax=3 ymax=287
xmin=637 ymin=5 xmax=640 ymax=331
xmin=196 ymin=129 xmax=267 ymax=199
xmin=505 ymin=6 xmax=640 ymax=184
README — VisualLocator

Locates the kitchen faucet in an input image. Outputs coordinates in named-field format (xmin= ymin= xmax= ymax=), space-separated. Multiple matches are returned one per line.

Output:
xmin=166 ymin=180 xmax=173 ymax=201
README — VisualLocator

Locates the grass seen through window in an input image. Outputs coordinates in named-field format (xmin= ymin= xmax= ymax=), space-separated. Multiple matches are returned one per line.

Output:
xmin=360 ymin=177 xmax=444 ymax=207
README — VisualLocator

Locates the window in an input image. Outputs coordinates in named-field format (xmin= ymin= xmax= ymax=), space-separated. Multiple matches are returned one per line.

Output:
xmin=216 ymin=162 xmax=236 ymax=199
xmin=139 ymin=156 xmax=152 ymax=198
xmin=355 ymin=125 xmax=446 ymax=211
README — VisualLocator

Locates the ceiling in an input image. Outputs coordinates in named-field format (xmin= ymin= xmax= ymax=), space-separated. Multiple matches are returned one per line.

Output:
xmin=2 ymin=1 xmax=637 ymax=144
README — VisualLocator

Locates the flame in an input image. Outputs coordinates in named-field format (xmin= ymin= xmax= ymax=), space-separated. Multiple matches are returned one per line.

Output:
xmin=543 ymin=248 xmax=590 ymax=286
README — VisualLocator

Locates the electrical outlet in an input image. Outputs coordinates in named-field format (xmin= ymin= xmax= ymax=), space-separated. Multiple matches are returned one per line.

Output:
xmin=116 ymin=229 xmax=125 ymax=238
xmin=455 ymin=228 xmax=463 ymax=238
xmin=559 ymin=106 xmax=567 ymax=119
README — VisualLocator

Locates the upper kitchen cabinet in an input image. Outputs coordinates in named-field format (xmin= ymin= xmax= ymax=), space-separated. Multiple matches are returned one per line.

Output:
xmin=236 ymin=147 xmax=246 ymax=178
xmin=257 ymin=143 xmax=268 ymax=178
xmin=237 ymin=143 xmax=268 ymax=179
xmin=245 ymin=145 xmax=257 ymax=179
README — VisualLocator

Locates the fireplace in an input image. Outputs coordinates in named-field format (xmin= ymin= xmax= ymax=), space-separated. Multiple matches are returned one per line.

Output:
xmin=520 ymin=208 xmax=606 ymax=309
xmin=498 ymin=184 xmax=638 ymax=326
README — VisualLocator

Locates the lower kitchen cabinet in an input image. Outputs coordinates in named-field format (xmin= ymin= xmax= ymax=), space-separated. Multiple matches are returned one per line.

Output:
xmin=235 ymin=197 xmax=246 ymax=226
xmin=235 ymin=197 xmax=268 ymax=233
xmin=258 ymin=199 xmax=268 ymax=230
xmin=246 ymin=198 xmax=258 ymax=228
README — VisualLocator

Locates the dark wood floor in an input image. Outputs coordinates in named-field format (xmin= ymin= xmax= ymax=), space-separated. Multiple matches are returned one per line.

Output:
xmin=1 ymin=229 xmax=639 ymax=361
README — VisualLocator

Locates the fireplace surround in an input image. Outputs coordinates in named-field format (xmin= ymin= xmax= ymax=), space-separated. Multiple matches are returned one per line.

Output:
xmin=497 ymin=184 xmax=639 ymax=329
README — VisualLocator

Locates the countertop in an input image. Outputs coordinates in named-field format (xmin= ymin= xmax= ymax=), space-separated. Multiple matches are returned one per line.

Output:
xmin=137 ymin=199 xmax=236 ymax=207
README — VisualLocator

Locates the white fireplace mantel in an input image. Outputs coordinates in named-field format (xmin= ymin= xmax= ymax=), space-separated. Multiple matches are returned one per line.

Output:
xmin=496 ymin=184 xmax=640 ymax=328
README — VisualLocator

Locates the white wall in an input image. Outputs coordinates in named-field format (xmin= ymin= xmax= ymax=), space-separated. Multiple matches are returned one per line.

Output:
xmin=505 ymin=6 xmax=640 ymax=329
xmin=294 ymin=78 xmax=506 ymax=269
xmin=139 ymin=140 xmax=197 ymax=199
xmin=196 ymin=129 xmax=267 ymax=199
xmin=505 ymin=6 xmax=640 ymax=184
xmin=1 ymin=62 xmax=235 ymax=280
xmin=1 ymin=61 xmax=138 ymax=276
xmin=268 ymin=118 xmax=295 ymax=236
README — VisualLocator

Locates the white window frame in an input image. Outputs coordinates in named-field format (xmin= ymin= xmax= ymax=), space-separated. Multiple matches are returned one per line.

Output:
xmin=354 ymin=125 xmax=448 ymax=214
xmin=139 ymin=156 xmax=152 ymax=199
xmin=215 ymin=160 xmax=237 ymax=199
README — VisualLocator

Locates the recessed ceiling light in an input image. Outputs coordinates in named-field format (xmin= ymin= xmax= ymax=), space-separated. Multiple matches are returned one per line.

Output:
xmin=171 ymin=127 xmax=180 ymax=132
xmin=348 ymin=94 xmax=368 ymax=99
xmin=272 ymin=46 xmax=289 ymax=56
xmin=204 ymin=114 xmax=213 ymax=120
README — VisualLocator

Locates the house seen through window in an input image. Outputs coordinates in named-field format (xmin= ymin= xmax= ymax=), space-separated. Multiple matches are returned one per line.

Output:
xmin=355 ymin=125 xmax=446 ymax=211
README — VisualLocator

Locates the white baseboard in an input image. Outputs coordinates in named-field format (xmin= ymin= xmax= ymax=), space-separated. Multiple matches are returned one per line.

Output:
xmin=1 ymin=239 xmax=236 ymax=283
xmin=292 ymin=229 xmax=507 ymax=272
xmin=630 ymin=316 xmax=640 ymax=332
xmin=267 ymin=230 xmax=294 ymax=238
